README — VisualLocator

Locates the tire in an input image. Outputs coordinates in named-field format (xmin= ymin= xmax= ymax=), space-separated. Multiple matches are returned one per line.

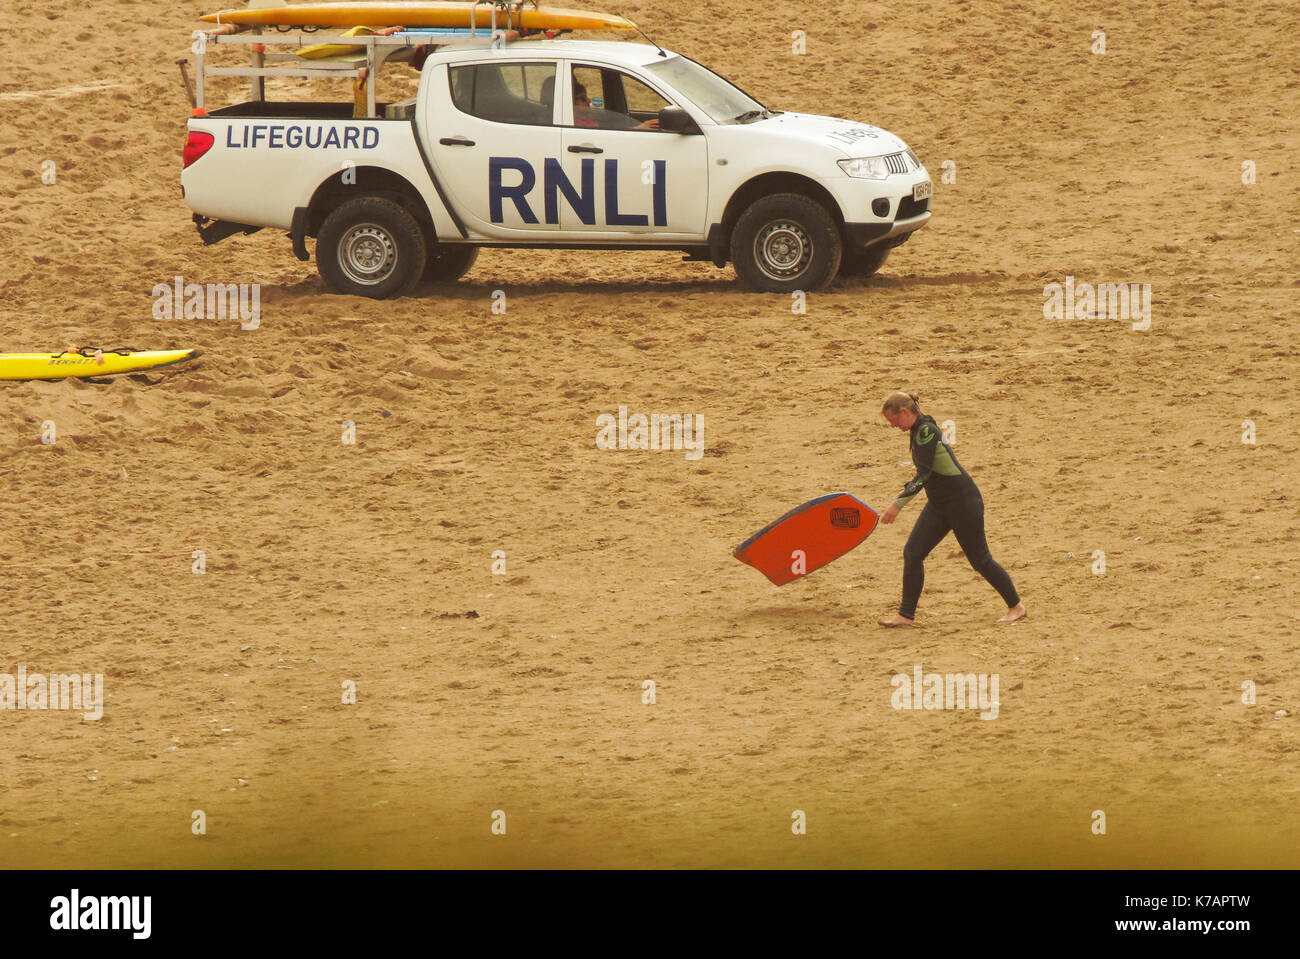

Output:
xmin=730 ymin=193 xmax=842 ymax=293
xmin=316 ymin=196 xmax=426 ymax=299
xmin=839 ymin=245 xmax=891 ymax=278
xmin=422 ymin=244 xmax=479 ymax=283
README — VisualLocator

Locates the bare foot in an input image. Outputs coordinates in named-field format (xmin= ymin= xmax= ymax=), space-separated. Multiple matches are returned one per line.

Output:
xmin=878 ymin=614 xmax=916 ymax=628
xmin=997 ymin=603 xmax=1027 ymax=624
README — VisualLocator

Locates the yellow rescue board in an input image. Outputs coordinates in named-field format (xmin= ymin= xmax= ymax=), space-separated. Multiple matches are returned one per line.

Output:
xmin=298 ymin=25 xmax=383 ymax=60
xmin=201 ymin=2 xmax=637 ymax=31
xmin=0 ymin=349 xmax=200 ymax=381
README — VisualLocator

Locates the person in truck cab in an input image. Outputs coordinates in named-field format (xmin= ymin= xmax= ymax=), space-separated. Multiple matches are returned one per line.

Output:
xmin=573 ymin=81 xmax=659 ymax=131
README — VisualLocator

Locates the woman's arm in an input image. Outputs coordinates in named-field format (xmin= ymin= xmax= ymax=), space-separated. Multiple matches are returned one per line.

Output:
xmin=892 ymin=422 xmax=939 ymax=511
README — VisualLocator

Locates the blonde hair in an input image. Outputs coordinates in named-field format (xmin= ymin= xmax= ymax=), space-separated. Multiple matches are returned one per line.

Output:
xmin=882 ymin=391 xmax=921 ymax=415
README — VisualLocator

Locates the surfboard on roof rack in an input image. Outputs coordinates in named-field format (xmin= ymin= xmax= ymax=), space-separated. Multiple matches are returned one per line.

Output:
xmin=200 ymin=0 xmax=637 ymax=33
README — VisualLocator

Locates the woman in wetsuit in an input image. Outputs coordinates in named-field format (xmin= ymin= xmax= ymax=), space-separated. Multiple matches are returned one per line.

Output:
xmin=877 ymin=391 xmax=1026 ymax=627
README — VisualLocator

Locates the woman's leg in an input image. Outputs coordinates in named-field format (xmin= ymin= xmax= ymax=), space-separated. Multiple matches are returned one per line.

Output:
xmin=948 ymin=489 xmax=1021 ymax=610
xmin=898 ymin=502 xmax=951 ymax=619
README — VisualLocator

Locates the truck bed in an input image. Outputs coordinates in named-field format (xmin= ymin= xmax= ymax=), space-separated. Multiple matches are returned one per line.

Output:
xmin=208 ymin=101 xmax=400 ymax=120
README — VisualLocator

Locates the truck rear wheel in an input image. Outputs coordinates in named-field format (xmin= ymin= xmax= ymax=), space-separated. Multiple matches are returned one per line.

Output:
xmin=730 ymin=193 xmax=842 ymax=293
xmin=422 ymin=244 xmax=479 ymax=284
xmin=316 ymin=196 xmax=426 ymax=299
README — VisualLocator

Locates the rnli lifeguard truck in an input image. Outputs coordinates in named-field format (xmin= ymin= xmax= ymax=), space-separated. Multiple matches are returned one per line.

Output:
xmin=181 ymin=0 xmax=932 ymax=296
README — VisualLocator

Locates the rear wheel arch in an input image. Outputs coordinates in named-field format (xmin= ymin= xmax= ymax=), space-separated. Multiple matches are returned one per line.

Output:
xmin=305 ymin=167 xmax=435 ymax=237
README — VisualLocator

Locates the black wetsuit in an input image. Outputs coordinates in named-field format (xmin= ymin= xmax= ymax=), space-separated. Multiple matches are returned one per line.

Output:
xmin=892 ymin=414 xmax=1019 ymax=619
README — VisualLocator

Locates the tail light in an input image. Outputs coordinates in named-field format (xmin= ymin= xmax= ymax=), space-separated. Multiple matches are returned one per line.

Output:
xmin=183 ymin=131 xmax=215 ymax=169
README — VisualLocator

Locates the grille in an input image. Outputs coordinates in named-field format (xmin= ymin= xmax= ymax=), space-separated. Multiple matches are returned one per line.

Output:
xmin=884 ymin=152 xmax=910 ymax=175
xmin=896 ymin=196 xmax=930 ymax=220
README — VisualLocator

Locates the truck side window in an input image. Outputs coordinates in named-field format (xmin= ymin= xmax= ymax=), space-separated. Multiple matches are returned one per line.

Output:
xmin=449 ymin=62 xmax=557 ymax=126
xmin=570 ymin=65 xmax=670 ymax=131
xmin=621 ymin=73 xmax=670 ymax=118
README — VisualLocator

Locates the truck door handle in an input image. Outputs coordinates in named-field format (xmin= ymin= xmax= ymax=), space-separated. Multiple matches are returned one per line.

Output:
xmin=439 ymin=136 xmax=476 ymax=147
xmin=568 ymin=144 xmax=603 ymax=154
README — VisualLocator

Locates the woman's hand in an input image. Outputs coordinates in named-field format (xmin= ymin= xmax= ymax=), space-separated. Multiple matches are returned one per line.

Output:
xmin=881 ymin=504 xmax=900 ymax=525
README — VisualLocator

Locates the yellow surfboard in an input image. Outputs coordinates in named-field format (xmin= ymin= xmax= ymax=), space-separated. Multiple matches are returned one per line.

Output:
xmin=0 ymin=349 xmax=200 ymax=381
xmin=201 ymin=2 xmax=637 ymax=31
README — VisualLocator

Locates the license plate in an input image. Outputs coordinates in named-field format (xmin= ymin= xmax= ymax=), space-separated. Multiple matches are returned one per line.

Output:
xmin=913 ymin=180 xmax=932 ymax=201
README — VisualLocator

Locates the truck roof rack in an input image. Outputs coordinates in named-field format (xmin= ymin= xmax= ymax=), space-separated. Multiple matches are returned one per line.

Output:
xmin=187 ymin=4 xmax=571 ymax=119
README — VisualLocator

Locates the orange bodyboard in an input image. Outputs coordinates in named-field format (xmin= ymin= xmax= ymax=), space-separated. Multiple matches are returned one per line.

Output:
xmin=733 ymin=492 xmax=878 ymax=586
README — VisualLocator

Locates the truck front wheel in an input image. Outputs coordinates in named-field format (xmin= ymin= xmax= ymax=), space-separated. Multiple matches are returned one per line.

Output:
xmin=730 ymin=193 xmax=842 ymax=293
xmin=316 ymin=197 xmax=426 ymax=298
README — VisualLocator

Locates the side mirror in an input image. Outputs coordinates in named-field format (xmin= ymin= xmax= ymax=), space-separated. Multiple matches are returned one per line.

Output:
xmin=658 ymin=105 xmax=695 ymax=133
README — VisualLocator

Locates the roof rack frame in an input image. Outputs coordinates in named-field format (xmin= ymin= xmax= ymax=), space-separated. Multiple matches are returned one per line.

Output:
xmin=190 ymin=23 xmax=553 ymax=118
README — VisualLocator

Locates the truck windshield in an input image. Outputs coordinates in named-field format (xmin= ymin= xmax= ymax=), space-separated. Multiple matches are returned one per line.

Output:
xmin=644 ymin=55 xmax=768 ymax=124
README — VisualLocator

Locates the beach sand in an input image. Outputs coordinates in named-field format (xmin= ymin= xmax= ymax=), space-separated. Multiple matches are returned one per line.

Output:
xmin=0 ymin=0 xmax=1297 ymax=866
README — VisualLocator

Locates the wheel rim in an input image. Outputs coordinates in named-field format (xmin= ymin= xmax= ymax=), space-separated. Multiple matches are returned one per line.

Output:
xmin=338 ymin=223 xmax=398 ymax=286
xmin=754 ymin=219 xmax=812 ymax=281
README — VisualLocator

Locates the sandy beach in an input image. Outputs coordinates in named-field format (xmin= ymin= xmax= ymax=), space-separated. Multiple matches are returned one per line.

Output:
xmin=0 ymin=0 xmax=1297 ymax=866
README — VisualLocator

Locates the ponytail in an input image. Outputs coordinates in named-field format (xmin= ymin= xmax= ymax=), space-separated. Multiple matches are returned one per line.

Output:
xmin=882 ymin=391 xmax=921 ymax=415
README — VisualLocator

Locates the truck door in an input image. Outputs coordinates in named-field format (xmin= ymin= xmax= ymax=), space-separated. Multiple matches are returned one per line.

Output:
xmin=557 ymin=64 xmax=709 ymax=241
xmin=427 ymin=60 xmax=563 ymax=238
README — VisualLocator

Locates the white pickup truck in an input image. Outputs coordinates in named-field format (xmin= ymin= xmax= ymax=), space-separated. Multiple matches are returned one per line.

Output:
xmin=182 ymin=35 xmax=931 ymax=297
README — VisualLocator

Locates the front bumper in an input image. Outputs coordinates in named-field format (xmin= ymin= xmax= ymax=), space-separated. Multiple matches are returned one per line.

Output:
xmin=821 ymin=166 xmax=932 ymax=251
xmin=844 ymin=208 xmax=931 ymax=250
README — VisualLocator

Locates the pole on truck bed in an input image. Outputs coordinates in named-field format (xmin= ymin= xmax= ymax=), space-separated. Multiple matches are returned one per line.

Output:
xmin=177 ymin=58 xmax=197 ymax=111
xmin=195 ymin=39 xmax=205 ymax=112
xmin=250 ymin=27 xmax=266 ymax=102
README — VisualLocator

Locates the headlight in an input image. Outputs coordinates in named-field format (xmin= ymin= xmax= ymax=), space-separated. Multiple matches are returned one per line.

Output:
xmin=838 ymin=156 xmax=891 ymax=180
